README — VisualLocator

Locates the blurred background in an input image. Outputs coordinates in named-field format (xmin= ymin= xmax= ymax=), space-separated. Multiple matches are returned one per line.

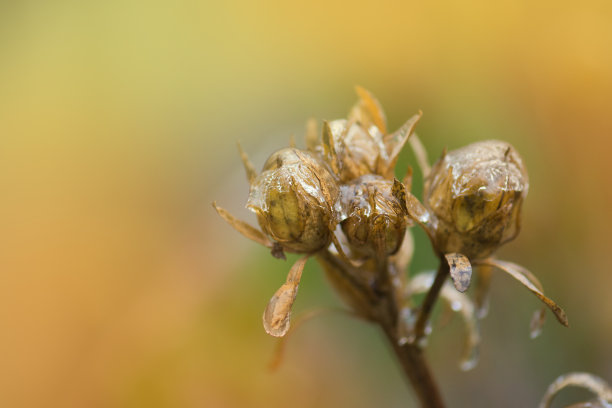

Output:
xmin=1 ymin=0 xmax=612 ymax=407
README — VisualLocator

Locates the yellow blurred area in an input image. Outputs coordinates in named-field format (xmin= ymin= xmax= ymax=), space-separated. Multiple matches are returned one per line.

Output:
xmin=1 ymin=0 xmax=612 ymax=407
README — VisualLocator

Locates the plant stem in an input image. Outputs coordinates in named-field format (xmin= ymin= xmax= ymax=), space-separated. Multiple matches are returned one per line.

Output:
xmin=317 ymin=250 xmax=446 ymax=408
xmin=381 ymin=322 xmax=446 ymax=408
xmin=413 ymin=258 xmax=449 ymax=343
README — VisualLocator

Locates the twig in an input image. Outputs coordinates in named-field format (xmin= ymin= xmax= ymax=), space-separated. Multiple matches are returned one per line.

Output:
xmin=413 ymin=258 xmax=450 ymax=344
xmin=319 ymin=250 xmax=446 ymax=408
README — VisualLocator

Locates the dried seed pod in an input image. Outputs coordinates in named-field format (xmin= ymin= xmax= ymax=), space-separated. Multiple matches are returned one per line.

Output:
xmin=318 ymin=88 xmax=421 ymax=182
xmin=424 ymin=140 xmax=528 ymax=259
xmin=247 ymin=148 xmax=339 ymax=254
xmin=335 ymin=175 xmax=408 ymax=258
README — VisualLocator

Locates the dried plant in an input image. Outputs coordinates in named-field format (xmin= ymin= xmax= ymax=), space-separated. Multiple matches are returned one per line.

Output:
xmin=213 ymin=87 xmax=583 ymax=407
xmin=539 ymin=372 xmax=612 ymax=408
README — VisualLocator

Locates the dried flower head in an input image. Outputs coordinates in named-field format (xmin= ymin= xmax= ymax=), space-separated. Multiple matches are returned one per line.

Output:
xmin=317 ymin=86 xmax=421 ymax=182
xmin=247 ymin=147 xmax=339 ymax=255
xmin=335 ymin=175 xmax=408 ymax=258
xmin=424 ymin=140 xmax=528 ymax=259
xmin=214 ymin=88 xmax=571 ymax=408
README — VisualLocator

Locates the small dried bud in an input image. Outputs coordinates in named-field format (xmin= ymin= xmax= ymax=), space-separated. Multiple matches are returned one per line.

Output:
xmin=325 ymin=119 xmax=387 ymax=181
xmin=317 ymin=88 xmax=420 ymax=182
xmin=424 ymin=140 xmax=528 ymax=259
xmin=335 ymin=175 xmax=408 ymax=257
xmin=247 ymin=148 xmax=339 ymax=254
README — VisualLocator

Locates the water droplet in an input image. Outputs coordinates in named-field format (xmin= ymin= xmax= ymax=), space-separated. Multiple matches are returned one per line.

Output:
xmin=451 ymin=301 xmax=462 ymax=311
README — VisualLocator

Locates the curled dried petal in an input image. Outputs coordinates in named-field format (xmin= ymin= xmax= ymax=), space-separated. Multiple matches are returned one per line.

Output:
xmin=539 ymin=372 xmax=612 ymax=408
xmin=382 ymin=112 xmax=422 ymax=178
xmin=408 ymin=133 xmax=431 ymax=179
xmin=390 ymin=229 xmax=414 ymax=273
xmin=263 ymin=257 xmax=308 ymax=337
xmin=474 ymin=258 xmax=569 ymax=329
xmin=351 ymin=85 xmax=387 ymax=134
xmin=212 ymin=202 xmax=272 ymax=248
xmin=445 ymin=253 xmax=472 ymax=293
xmin=305 ymin=118 xmax=319 ymax=151
xmin=402 ymin=192 xmax=437 ymax=242
xmin=237 ymin=142 xmax=258 ymax=184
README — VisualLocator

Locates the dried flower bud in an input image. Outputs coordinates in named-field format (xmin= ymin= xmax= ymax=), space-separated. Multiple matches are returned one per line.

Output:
xmin=318 ymin=88 xmax=421 ymax=182
xmin=335 ymin=175 xmax=408 ymax=257
xmin=246 ymin=148 xmax=339 ymax=254
xmin=325 ymin=119 xmax=387 ymax=181
xmin=424 ymin=140 xmax=528 ymax=259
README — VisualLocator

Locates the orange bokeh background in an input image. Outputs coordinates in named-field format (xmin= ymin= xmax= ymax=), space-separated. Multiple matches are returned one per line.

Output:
xmin=1 ymin=1 xmax=611 ymax=407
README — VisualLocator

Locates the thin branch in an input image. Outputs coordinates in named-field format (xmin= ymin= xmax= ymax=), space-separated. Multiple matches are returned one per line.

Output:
xmin=413 ymin=258 xmax=450 ymax=343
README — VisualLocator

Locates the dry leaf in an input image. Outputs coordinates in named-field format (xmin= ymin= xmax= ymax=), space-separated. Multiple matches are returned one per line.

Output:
xmin=237 ymin=141 xmax=257 ymax=184
xmin=474 ymin=258 xmax=569 ymax=331
xmin=353 ymin=85 xmax=387 ymax=134
xmin=383 ymin=112 xmax=422 ymax=178
xmin=212 ymin=202 xmax=272 ymax=248
xmin=539 ymin=372 xmax=612 ymax=408
xmin=263 ymin=257 xmax=309 ymax=337
xmin=305 ymin=118 xmax=319 ymax=151
xmin=445 ymin=253 xmax=472 ymax=293
xmin=408 ymin=133 xmax=431 ymax=179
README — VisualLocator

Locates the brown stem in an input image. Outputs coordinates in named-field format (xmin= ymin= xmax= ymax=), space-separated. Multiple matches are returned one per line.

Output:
xmin=317 ymin=250 xmax=446 ymax=408
xmin=381 ymin=322 xmax=446 ymax=408
xmin=413 ymin=257 xmax=449 ymax=344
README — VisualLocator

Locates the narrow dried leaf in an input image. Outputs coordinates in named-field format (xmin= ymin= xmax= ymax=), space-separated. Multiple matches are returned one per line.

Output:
xmin=403 ymin=192 xmax=436 ymax=241
xmin=322 ymin=121 xmax=339 ymax=174
xmin=237 ymin=142 xmax=257 ymax=184
xmin=539 ymin=372 xmax=612 ymax=408
xmin=390 ymin=229 xmax=414 ymax=273
xmin=305 ymin=118 xmax=318 ymax=151
xmin=408 ymin=272 xmax=481 ymax=370
xmin=263 ymin=257 xmax=308 ymax=337
xmin=563 ymin=401 xmax=612 ymax=408
xmin=402 ymin=165 xmax=413 ymax=193
xmin=475 ymin=258 xmax=569 ymax=328
xmin=354 ymin=85 xmax=387 ymax=134
xmin=408 ymin=133 xmax=431 ymax=179
xmin=289 ymin=134 xmax=296 ymax=148
xmin=385 ymin=112 xmax=422 ymax=175
xmin=445 ymin=253 xmax=472 ymax=292
xmin=330 ymin=232 xmax=362 ymax=268
xmin=212 ymin=202 xmax=272 ymax=248
xmin=475 ymin=264 xmax=493 ymax=319
xmin=530 ymin=308 xmax=546 ymax=339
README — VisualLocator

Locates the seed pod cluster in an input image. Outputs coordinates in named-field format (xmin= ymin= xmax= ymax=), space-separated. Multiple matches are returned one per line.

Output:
xmin=215 ymin=87 xmax=567 ymax=350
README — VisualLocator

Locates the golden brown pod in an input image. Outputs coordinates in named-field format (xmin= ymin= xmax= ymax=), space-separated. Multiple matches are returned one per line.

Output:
xmin=424 ymin=140 xmax=528 ymax=259
xmin=318 ymin=87 xmax=421 ymax=182
xmin=247 ymin=148 xmax=339 ymax=254
xmin=335 ymin=175 xmax=408 ymax=258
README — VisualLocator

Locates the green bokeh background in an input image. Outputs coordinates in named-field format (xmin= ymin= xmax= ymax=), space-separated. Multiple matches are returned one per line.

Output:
xmin=1 ymin=1 xmax=611 ymax=407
